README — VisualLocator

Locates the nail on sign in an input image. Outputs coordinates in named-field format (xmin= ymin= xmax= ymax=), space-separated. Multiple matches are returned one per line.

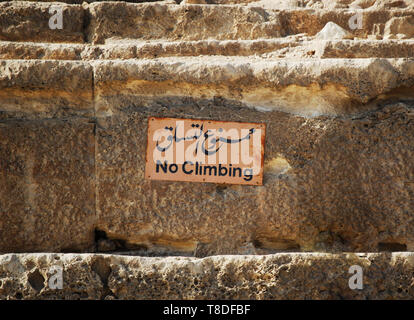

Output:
xmin=145 ymin=117 xmax=266 ymax=185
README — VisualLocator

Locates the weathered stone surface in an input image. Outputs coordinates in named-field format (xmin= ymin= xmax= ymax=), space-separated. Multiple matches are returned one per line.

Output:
xmin=0 ymin=41 xmax=86 ymax=60
xmin=86 ymin=2 xmax=414 ymax=43
xmin=384 ymin=16 xmax=414 ymax=39
xmin=316 ymin=22 xmax=352 ymax=40
xmin=12 ymin=0 xmax=169 ymax=3
xmin=1 ymin=1 xmax=413 ymax=45
xmin=2 ymin=39 xmax=414 ymax=60
xmin=250 ymin=0 xmax=414 ymax=9
xmin=90 ymin=58 xmax=414 ymax=255
xmin=282 ymin=9 xmax=414 ymax=40
xmin=0 ymin=252 xmax=413 ymax=299
xmin=95 ymin=97 xmax=414 ymax=255
xmin=0 ymin=120 xmax=95 ymax=253
xmin=0 ymin=2 xmax=84 ymax=43
xmin=0 ymin=0 xmax=414 ymax=302
xmin=9 ymin=0 xmax=414 ymax=8
xmin=93 ymin=58 xmax=414 ymax=117
xmin=86 ymin=2 xmax=284 ymax=44
xmin=314 ymin=39 xmax=414 ymax=58
xmin=0 ymin=60 xmax=93 ymax=120
xmin=0 ymin=39 xmax=299 ymax=60
xmin=0 ymin=12 xmax=413 ymax=256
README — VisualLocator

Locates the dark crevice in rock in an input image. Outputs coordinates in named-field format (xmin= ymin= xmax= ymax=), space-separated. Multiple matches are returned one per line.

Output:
xmin=82 ymin=3 xmax=93 ymax=44
xmin=61 ymin=247 xmax=82 ymax=253
xmin=378 ymin=242 xmax=407 ymax=252
xmin=94 ymin=228 xmax=107 ymax=242
xmin=92 ymin=259 xmax=111 ymax=284
xmin=253 ymin=238 xmax=300 ymax=252
xmin=28 ymin=270 xmax=45 ymax=292
xmin=94 ymin=228 xmax=137 ymax=252
xmin=89 ymin=120 xmax=97 ymax=135
xmin=91 ymin=257 xmax=112 ymax=299
xmin=95 ymin=229 xmax=117 ymax=252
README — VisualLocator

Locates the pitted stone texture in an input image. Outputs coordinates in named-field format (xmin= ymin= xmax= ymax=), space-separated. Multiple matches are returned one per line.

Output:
xmin=0 ymin=60 xmax=93 ymax=120
xmin=316 ymin=22 xmax=352 ymax=40
xmin=13 ymin=0 xmax=171 ymax=3
xmin=280 ymin=9 xmax=414 ymax=40
xmin=95 ymin=99 xmax=414 ymax=255
xmin=86 ymin=3 xmax=414 ymax=43
xmin=250 ymin=0 xmax=414 ymax=9
xmin=0 ymin=2 xmax=84 ymax=43
xmin=9 ymin=0 xmax=414 ymax=8
xmin=0 ymin=42 xmax=86 ymax=60
xmin=2 ymin=40 xmax=414 ymax=60
xmin=314 ymin=40 xmax=414 ymax=58
xmin=0 ymin=120 xmax=96 ymax=253
xmin=1 ymin=1 xmax=414 ymax=44
xmin=384 ymin=16 xmax=414 ymax=39
xmin=0 ymin=253 xmax=413 ymax=299
xmin=93 ymin=58 xmax=414 ymax=117
xmin=0 ymin=39 xmax=296 ymax=60
xmin=86 ymin=2 xmax=283 ymax=44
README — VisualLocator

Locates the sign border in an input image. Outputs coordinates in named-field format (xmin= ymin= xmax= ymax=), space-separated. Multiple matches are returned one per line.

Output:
xmin=145 ymin=117 xmax=266 ymax=186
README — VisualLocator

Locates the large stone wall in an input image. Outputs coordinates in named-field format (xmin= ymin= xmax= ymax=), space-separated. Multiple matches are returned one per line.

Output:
xmin=0 ymin=0 xmax=413 ymax=299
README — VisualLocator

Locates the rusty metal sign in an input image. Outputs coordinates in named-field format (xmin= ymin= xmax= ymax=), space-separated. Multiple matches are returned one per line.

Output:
xmin=145 ymin=117 xmax=265 ymax=185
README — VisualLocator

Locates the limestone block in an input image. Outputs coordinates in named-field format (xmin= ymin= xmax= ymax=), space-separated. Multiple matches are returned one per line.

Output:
xmin=0 ymin=253 xmax=413 ymax=299
xmin=0 ymin=60 xmax=93 ymax=120
xmin=0 ymin=2 xmax=84 ymax=43
xmin=0 ymin=120 xmax=96 ymax=253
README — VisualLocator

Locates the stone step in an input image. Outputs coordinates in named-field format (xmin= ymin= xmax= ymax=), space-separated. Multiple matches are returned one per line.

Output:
xmin=2 ymin=58 xmax=413 ymax=120
xmin=6 ymin=0 xmax=414 ymax=9
xmin=92 ymin=57 xmax=414 ymax=116
xmin=1 ymin=2 xmax=414 ymax=43
xmin=2 ymin=101 xmax=414 ymax=255
xmin=1 ymin=0 xmax=413 ymax=302
xmin=0 ymin=1 xmax=85 ymax=43
xmin=0 ymin=58 xmax=413 ymax=255
xmin=1 ymin=39 xmax=414 ymax=60
xmin=0 ymin=39 xmax=309 ymax=60
xmin=0 ymin=60 xmax=93 ymax=120
xmin=69 ymin=3 xmax=414 ymax=44
xmin=1 ymin=253 xmax=413 ymax=299
xmin=8 ymin=0 xmax=173 ymax=3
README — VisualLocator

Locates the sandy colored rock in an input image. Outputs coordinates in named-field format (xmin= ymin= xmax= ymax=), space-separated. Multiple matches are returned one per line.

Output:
xmin=10 ymin=0 xmax=414 ymax=8
xmin=93 ymin=57 xmax=414 ymax=117
xmin=0 ymin=1 xmax=413 ymax=257
xmin=0 ymin=252 xmax=413 ymax=299
xmin=252 ymin=0 xmax=414 ymax=9
xmin=384 ymin=16 xmax=414 ymax=39
xmin=0 ymin=120 xmax=96 ymax=253
xmin=316 ymin=22 xmax=352 ymax=40
xmin=0 ymin=0 xmax=413 ymax=302
xmin=86 ymin=2 xmax=284 ymax=44
xmin=85 ymin=2 xmax=414 ymax=43
xmin=0 ymin=2 xmax=84 ymax=43
xmin=177 ymin=0 xmax=414 ymax=9
xmin=0 ymin=50 xmax=412 ymax=255
xmin=1 ymin=39 xmax=414 ymax=60
xmin=0 ymin=60 xmax=93 ymax=120
xmin=314 ymin=39 xmax=414 ymax=58
xmin=1 ymin=1 xmax=413 ymax=44
xmin=94 ymin=98 xmax=414 ymax=255
xmin=0 ymin=41 xmax=86 ymax=60
xmin=13 ymin=0 xmax=170 ymax=3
